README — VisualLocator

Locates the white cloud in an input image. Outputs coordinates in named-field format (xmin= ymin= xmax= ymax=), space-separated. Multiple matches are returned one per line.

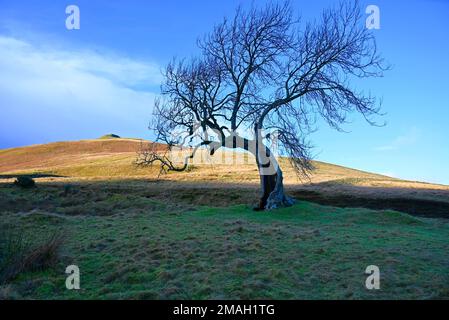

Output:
xmin=0 ymin=35 xmax=161 ymax=147
xmin=374 ymin=127 xmax=420 ymax=152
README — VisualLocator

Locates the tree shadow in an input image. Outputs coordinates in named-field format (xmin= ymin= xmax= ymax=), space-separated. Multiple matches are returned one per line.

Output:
xmin=0 ymin=177 xmax=448 ymax=218
xmin=290 ymin=189 xmax=449 ymax=219
xmin=0 ymin=173 xmax=65 ymax=179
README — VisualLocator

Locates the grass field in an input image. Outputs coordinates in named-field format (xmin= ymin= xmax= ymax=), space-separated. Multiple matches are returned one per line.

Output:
xmin=1 ymin=139 xmax=449 ymax=299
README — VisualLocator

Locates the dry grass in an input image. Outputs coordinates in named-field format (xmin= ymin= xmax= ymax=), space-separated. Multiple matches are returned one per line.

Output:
xmin=1 ymin=138 xmax=448 ymax=215
xmin=0 ymin=139 xmax=164 ymax=173
xmin=1 ymin=139 xmax=445 ymax=189
xmin=2 ymin=195 xmax=449 ymax=299
xmin=0 ymin=139 xmax=385 ymax=181
xmin=0 ymin=228 xmax=64 ymax=285
xmin=1 ymin=139 xmax=449 ymax=300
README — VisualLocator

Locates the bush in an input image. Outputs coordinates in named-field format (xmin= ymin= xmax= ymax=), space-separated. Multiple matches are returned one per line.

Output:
xmin=14 ymin=176 xmax=35 ymax=188
xmin=99 ymin=134 xmax=121 ymax=139
xmin=0 ymin=228 xmax=29 ymax=284
xmin=0 ymin=228 xmax=64 ymax=284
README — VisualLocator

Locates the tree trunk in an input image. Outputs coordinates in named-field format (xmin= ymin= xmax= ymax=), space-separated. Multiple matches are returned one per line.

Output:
xmin=255 ymin=144 xmax=296 ymax=210
xmin=256 ymin=167 xmax=296 ymax=210
xmin=208 ymin=132 xmax=295 ymax=210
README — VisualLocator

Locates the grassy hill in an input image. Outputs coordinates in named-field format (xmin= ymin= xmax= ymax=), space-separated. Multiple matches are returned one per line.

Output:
xmin=0 ymin=138 xmax=382 ymax=179
xmin=1 ymin=139 xmax=449 ymax=299
xmin=1 ymin=138 xmax=448 ymax=215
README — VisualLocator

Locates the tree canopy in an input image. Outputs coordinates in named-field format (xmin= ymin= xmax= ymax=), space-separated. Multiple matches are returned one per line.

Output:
xmin=137 ymin=0 xmax=388 ymax=209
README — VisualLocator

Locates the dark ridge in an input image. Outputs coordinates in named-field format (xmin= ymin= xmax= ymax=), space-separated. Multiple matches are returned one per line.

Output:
xmin=99 ymin=134 xmax=121 ymax=139
xmin=292 ymin=190 xmax=449 ymax=219
xmin=0 ymin=174 xmax=64 ymax=179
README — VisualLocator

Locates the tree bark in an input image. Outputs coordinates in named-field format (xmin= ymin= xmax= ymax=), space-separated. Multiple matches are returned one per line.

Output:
xmin=256 ymin=166 xmax=296 ymax=210
xmin=255 ymin=145 xmax=296 ymax=210
xmin=208 ymin=133 xmax=295 ymax=210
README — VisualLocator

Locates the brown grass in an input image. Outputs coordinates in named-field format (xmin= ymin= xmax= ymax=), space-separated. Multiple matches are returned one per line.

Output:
xmin=0 ymin=139 xmax=165 ymax=173
xmin=0 ymin=138 xmax=448 ymax=215
xmin=0 ymin=231 xmax=64 ymax=284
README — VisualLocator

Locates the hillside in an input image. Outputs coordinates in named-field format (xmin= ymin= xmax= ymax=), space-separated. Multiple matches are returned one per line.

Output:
xmin=0 ymin=138 xmax=381 ymax=179
xmin=0 ymin=138 xmax=448 ymax=217
xmin=2 ymin=138 xmax=449 ymax=300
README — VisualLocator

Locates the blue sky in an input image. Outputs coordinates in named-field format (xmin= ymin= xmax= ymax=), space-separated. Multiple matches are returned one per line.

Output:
xmin=0 ymin=0 xmax=448 ymax=184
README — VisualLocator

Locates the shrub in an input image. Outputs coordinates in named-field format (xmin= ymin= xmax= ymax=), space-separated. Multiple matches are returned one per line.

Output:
xmin=99 ymin=134 xmax=121 ymax=139
xmin=21 ymin=234 xmax=64 ymax=271
xmin=0 ymin=228 xmax=29 ymax=284
xmin=14 ymin=176 xmax=35 ymax=188
xmin=0 ymin=228 xmax=64 ymax=284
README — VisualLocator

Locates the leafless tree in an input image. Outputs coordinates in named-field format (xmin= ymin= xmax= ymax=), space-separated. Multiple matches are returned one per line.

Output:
xmin=137 ymin=0 xmax=388 ymax=210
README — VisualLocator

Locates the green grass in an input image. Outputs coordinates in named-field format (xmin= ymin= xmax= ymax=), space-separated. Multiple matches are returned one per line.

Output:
xmin=1 ymin=181 xmax=449 ymax=300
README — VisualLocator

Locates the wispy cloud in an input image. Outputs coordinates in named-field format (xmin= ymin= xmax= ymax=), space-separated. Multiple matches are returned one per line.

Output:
xmin=374 ymin=127 xmax=420 ymax=152
xmin=0 ymin=35 xmax=161 ymax=147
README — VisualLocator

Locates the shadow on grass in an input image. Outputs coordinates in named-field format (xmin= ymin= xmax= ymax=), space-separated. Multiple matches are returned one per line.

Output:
xmin=291 ymin=189 xmax=449 ymax=219
xmin=0 ymin=177 xmax=448 ymax=218
xmin=0 ymin=173 xmax=65 ymax=179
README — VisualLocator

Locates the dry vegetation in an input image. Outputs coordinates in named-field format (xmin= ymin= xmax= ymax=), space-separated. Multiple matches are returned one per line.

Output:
xmin=1 ymin=139 xmax=449 ymax=299
xmin=1 ymin=139 xmax=448 ymax=216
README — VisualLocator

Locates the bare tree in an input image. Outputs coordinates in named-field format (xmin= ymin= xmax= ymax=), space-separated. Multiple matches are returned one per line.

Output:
xmin=137 ymin=0 xmax=388 ymax=210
